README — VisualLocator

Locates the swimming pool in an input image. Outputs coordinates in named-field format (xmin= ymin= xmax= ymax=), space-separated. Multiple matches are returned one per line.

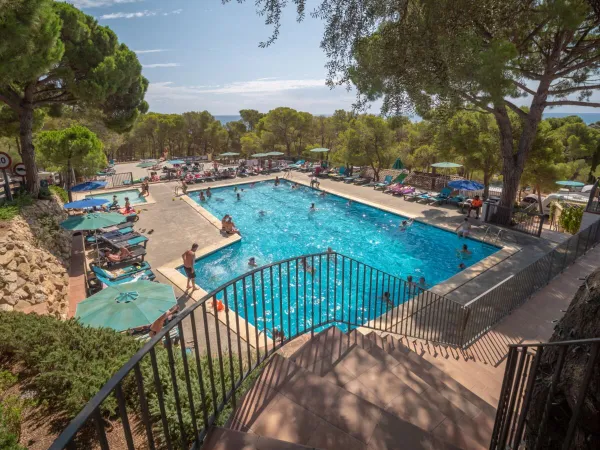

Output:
xmin=183 ymin=180 xmax=498 ymax=335
xmin=86 ymin=189 xmax=146 ymax=207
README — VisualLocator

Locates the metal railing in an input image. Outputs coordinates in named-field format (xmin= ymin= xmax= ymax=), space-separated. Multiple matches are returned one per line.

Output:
xmin=106 ymin=172 xmax=134 ymax=189
xmin=461 ymin=218 xmax=600 ymax=346
xmin=490 ymin=338 xmax=600 ymax=450
xmin=484 ymin=202 xmax=545 ymax=237
xmin=49 ymin=252 xmax=463 ymax=449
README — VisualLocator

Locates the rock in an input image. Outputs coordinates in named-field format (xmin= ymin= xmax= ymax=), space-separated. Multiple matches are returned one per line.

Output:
xmin=33 ymin=293 xmax=48 ymax=304
xmin=16 ymin=277 xmax=26 ymax=288
xmin=6 ymin=260 xmax=17 ymax=271
xmin=3 ymin=292 xmax=17 ymax=306
xmin=0 ymin=251 xmax=14 ymax=266
xmin=5 ymin=243 xmax=14 ymax=250
xmin=14 ymin=288 xmax=28 ymax=299
xmin=0 ymin=304 xmax=13 ymax=312
xmin=17 ymin=263 xmax=30 ymax=276
xmin=24 ymin=283 xmax=37 ymax=295
xmin=14 ymin=300 xmax=31 ymax=312
xmin=3 ymin=271 xmax=17 ymax=283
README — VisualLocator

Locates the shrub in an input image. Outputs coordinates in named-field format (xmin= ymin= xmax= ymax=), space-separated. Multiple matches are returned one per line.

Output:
xmin=559 ymin=203 xmax=584 ymax=234
xmin=49 ymin=185 xmax=69 ymax=203
xmin=38 ymin=186 xmax=52 ymax=200
xmin=0 ymin=370 xmax=27 ymax=450
xmin=0 ymin=312 xmax=142 ymax=418
xmin=0 ymin=193 xmax=34 ymax=221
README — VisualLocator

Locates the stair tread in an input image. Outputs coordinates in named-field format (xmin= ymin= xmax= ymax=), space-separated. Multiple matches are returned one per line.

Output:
xmin=203 ymin=427 xmax=322 ymax=450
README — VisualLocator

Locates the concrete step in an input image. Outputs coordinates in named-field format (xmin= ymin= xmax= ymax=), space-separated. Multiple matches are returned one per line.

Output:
xmin=228 ymin=351 xmax=460 ymax=450
xmin=203 ymin=427 xmax=322 ymax=450
xmin=288 ymin=327 xmax=494 ymax=449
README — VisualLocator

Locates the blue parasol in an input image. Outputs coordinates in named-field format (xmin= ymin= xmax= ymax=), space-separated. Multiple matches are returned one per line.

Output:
xmin=448 ymin=180 xmax=484 ymax=191
xmin=63 ymin=198 xmax=110 ymax=209
xmin=70 ymin=181 xmax=108 ymax=192
xmin=556 ymin=180 xmax=585 ymax=187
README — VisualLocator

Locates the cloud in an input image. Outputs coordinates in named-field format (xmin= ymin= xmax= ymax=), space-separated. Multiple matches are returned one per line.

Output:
xmin=100 ymin=9 xmax=182 ymax=19
xmin=143 ymin=63 xmax=181 ymax=68
xmin=147 ymin=79 xmax=327 ymax=98
xmin=61 ymin=0 xmax=143 ymax=8
xmin=134 ymin=49 xmax=169 ymax=54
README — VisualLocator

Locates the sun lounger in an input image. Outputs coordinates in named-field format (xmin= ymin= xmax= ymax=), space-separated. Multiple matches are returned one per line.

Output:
xmin=329 ymin=166 xmax=346 ymax=180
xmin=430 ymin=187 xmax=453 ymax=205
xmin=99 ymin=232 xmax=149 ymax=248
xmin=94 ymin=269 xmax=156 ymax=287
xmin=416 ymin=192 xmax=436 ymax=203
xmin=343 ymin=175 xmax=360 ymax=183
xmin=373 ymin=175 xmax=393 ymax=190
xmin=404 ymin=190 xmax=426 ymax=201
xmin=395 ymin=187 xmax=415 ymax=197
xmin=99 ymin=245 xmax=147 ymax=266
xmin=384 ymin=183 xmax=404 ymax=194
xmin=100 ymin=222 xmax=135 ymax=233
xmin=353 ymin=176 xmax=371 ymax=185
xmin=91 ymin=261 xmax=152 ymax=281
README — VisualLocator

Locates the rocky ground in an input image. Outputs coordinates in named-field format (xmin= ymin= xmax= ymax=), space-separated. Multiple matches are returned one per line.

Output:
xmin=0 ymin=196 xmax=72 ymax=318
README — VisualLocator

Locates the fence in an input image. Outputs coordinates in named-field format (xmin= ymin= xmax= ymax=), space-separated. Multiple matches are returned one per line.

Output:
xmin=484 ymin=202 xmax=545 ymax=237
xmin=490 ymin=338 xmax=600 ymax=450
xmin=461 ymin=218 xmax=600 ymax=346
xmin=105 ymin=172 xmax=134 ymax=189
xmin=49 ymin=252 xmax=464 ymax=449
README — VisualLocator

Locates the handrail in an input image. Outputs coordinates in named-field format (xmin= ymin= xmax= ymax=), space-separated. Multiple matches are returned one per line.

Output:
xmin=508 ymin=337 xmax=600 ymax=348
xmin=50 ymin=251 xmax=463 ymax=449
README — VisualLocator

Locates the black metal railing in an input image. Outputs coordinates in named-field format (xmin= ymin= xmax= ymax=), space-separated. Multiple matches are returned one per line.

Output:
xmin=490 ymin=338 xmax=600 ymax=450
xmin=49 ymin=252 xmax=464 ymax=449
xmin=106 ymin=172 xmax=134 ymax=189
xmin=461 ymin=218 xmax=600 ymax=347
xmin=484 ymin=202 xmax=545 ymax=237
xmin=585 ymin=179 xmax=600 ymax=214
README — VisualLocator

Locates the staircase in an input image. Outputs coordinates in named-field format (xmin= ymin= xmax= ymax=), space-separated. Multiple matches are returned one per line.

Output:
xmin=203 ymin=327 xmax=500 ymax=450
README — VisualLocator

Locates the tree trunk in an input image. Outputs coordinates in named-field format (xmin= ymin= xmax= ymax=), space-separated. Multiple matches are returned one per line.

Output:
xmin=482 ymin=169 xmax=490 ymax=200
xmin=18 ymin=105 xmax=39 ymax=197
xmin=536 ymin=183 xmax=544 ymax=214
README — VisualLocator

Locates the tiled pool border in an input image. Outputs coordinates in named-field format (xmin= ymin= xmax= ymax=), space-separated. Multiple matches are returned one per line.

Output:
xmin=73 ymin=186 xmax=157 ymax=206
xmin=157 ymin=176 xmax=519 ymax=348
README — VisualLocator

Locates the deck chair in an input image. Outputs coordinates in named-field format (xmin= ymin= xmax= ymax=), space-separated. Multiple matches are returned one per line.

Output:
xmin=373 ymin=175 xmax=393 ymax=190
xmin=329 ymin=166 xmax=346 ymax=180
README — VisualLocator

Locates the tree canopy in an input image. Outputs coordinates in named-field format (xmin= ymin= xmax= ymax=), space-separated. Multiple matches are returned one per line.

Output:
xmin=235 ymin=0 xmax=600 ymax=208
xmin=0 ymin=0 xmax=147 ymax=195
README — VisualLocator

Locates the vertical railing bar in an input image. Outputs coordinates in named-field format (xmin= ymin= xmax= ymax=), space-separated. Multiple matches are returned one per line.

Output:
xmin=232 ymin=283 xmax=244 ymax=381
xmin=164 ymin=332 xmax=188 ymax=448
xmin=241 ymin=278 xmax=252 ymax=368
xmin=200 ymin=303 xmax=219 ymax=412
xmin=561 ymin=342 xmax=600 ymax=450
xmin=326 ymin=254 xmax=330 ymax=324
xmin=189 ymin=311 xmax=210 ymax=431
xmin=508 ymin=353 xmax=532 ymax=446
xmin=222 ymin=287 xmax=237 ymax=410
xmin=367 ymin=267 xmax=373 ymax=328
xmin=341 ymin=255 xmax=346 ymax=326
xmin=211 ymin=294 xmax=228 ymax=407
xmin=348 ymin=259 xmax=353 ymax=327
xmin=250 ymin=274 xmax=261 ymax=361
xmin=134 ymin=364 xmax=157 ymax=450
xmin=93 ymin=408 xmax=110 ymax=450
xmin=304 ymin=256 xmax=308 ymax=334
xmin=354 ymin=260 xmax=360 ymax=327
xmin=295 ymin=259 xmax=299 ymax=336
xmin=150 ymin=347 xmax=174 ymax=450
xmin=361 ymin=264 xmax=366 ymax=326
xmin=333 ymin=253 xmax=338 ymax=324
xmin=269 ymin=266 xmax=276 ymax=350
xmin=287 ymin=260 xmax=292 ymax=339
xmin=177 ymin=322 xmax=199 ymax=442
xmin=490 ymin=347 xmax=517 ymax=450
xmin=311 ymin=255 xmax=315 ymax=336
xmin=260 ymin=270 xmax=268 ymax=350
xmin=115 ymin=383 xmax=135 ymax=450
xmin=533 ymin=345 xmax=568 ymax=450
xmin=498 ymin=346 xmax=528 ymax=449
xmin=279 ymin=263 xmax=284 ymax=342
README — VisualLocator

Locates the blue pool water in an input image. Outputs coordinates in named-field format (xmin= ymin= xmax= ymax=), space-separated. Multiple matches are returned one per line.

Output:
xmin=86 ymin=189 xmax=147 ymax=207
xmin=182 ymin=180 xmax=498 ymax=336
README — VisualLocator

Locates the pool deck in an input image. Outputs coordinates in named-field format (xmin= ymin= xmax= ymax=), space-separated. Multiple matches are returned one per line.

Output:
xmin=72 ymin=163 xmax=587 ymax=354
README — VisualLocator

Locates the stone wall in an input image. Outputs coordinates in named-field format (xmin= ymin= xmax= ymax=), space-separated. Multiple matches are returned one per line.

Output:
xmin=0 ymin=196 xmax=72 ymax=318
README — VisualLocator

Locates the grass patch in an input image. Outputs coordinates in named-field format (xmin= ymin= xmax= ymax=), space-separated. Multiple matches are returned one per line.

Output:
xmin=0 ymin=193 xmax=34 ymax=221
xmin=48 ymin=186 xmax=69 ymax=203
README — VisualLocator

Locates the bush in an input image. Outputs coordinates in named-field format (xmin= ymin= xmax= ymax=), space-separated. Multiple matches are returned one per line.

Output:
xmin=559 ymin=203 xmax=584 ymax=234
xmin=0 ymin=370 xmax=27 ymax=450
xmin=0 ymin=193 xmax=34 ymax=221
xmin=49 ymin=185 xmax=69 ymax=203
xmin=0 ymin=312 xmax=142 ymax=418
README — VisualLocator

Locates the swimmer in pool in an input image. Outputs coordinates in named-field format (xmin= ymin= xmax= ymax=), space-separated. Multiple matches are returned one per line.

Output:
xmin=419 ymin=276 xmax=427 ymax=289
xmin=274 ymin=176 xmax=280 ymax=186
xmin=199 ymin=191 xmax=206 ymax=201
xmin=248 ymin=257 xmax=257 ymax=267
xmin=319 ymin=191 xmax=326 ymax=197
xmin=310 ymin=203 xmax=316 ymax=211
xmin=206 ymin=187 xmax=212 ymax=198
xmin=399 ymin=219 xmax=413 ymax=231
xmin=382 ymin=291 xmax=393 ymax=307
xmin=300 ymin=257 xmax=315 ymax=274
xmin=237 ymin=193 xmax=241 ymax=201
xmin=258 ymin=210 xmax=266 ymax=216
xmin=459 ymin=262 xmax=466 ymax=270
xmin=346 ymin=200 xmax=352 ymax=206
xmin=457 ymin=244 xmax=472 ymax=258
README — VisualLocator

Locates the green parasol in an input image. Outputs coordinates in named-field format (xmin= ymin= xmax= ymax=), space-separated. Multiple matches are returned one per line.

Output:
xmin=137 ymin=162 xmax=156 ymax=168
xmin=60 ymin=212 xmax=126 ymax=231
xmin=310 ymin=148 xmax=330 ymax=153
xmin=556 ymin=180 xmax=585 ymax=187
xmin=392 ymin=158 xmax=404 ymax=170
xmin=252 ymin=153 xmax=268 ymax=157
xmin=219 ymin=152 xmax=240 ymax=157
xmin=264 ymin=151 xmax=285 ymax=156
xmin=76 ymin=281 xmax=177 ymax=332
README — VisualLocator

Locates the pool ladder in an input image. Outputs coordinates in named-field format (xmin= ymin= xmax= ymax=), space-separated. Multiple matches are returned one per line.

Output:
xmin=482 ymin=225 xmax=504 ymax=243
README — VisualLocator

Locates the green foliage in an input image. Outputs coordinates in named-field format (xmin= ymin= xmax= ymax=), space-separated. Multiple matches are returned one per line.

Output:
xmin=36 ymin=125 xmax=106 ymax=187
xmin=49 ymin=185 xmax=69 ymax=203
xmin=0 ymin=371 xmax=18 ymax=393
xmin=0 ymin=312 xmax=142 ymax=418
xmin=0 ymin=395 xmax=27 ymax=450
xmin=559 ymin=204 xmax=584 ymax=234
xmin=0 ymin=193 xmax=34 ymax=221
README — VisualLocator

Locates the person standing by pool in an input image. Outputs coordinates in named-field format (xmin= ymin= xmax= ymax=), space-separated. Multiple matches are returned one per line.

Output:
xmin=199 ymin=191 xmax=206 ymax=201
xmin=124 ymin=197 xmax=132 ymax=212
xmin=455 ymin=218 xmax=471 ymax=237
xmin=181 ymin=179 xmax=188 ymax=195
xmin=182 ymin=243 xmax=199 ymax=291
xmin=206 ymin=187 xmax=212 ymax=198
xmin=274 ymin=176 xmax=280 ymax=186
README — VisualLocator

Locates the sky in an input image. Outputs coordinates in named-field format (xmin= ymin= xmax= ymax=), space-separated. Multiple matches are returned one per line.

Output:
xmin=64 ymin=0 xmax=360 ymax=115
xmin=65 ymin=0 xmax=598 ymax=117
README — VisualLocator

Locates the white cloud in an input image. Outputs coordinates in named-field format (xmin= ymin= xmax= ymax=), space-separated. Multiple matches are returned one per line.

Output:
xmin=100 ymin=10 xmax=156 ymax=19
xmin=143 ymin=63 xmax=181 ymax=68
xmin=61 ymin=0 xmax=143 ymax=8
xmin=134 ymin=49 xmax=169 ymax=54
xmin=100 ymin=9 xmax=182 ymax=19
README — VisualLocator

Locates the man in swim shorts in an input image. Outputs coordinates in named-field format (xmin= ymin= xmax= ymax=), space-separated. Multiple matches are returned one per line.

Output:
xmin=182 ymin=243 xmax=199 ymax=291
xmin=455 ymin=217 xmax=471 ymax=237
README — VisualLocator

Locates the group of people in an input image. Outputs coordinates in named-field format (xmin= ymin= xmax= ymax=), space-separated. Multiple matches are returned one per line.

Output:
xmin=221 ymin=214 xmax=240 ymax=235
